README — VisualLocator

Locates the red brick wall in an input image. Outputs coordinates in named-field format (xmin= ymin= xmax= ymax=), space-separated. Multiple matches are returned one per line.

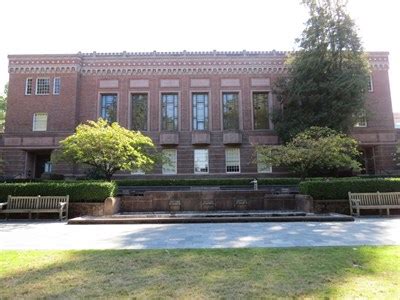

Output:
xmin=1 ymin=51 xmax=396 ymax=177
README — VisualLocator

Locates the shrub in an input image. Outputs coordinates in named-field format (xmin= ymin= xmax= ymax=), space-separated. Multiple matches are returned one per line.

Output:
xmin=299 ymin=178 xmax=400 ymax=200
xmin=40 ymin=173 xmax=65 ymax=180
xmin=116 ymin=178 xmax=301 ymax=187
xmin=0 ymin=181 xmax=116 ymax=203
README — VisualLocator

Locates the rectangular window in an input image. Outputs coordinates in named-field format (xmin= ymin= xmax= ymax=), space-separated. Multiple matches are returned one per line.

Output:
xmin=225 ymin=148 xmax=240 ymax=173
xmin=32 ymin=113 xmax=47 ymax=131
xmin=36 ymin=78 xmax=50 ymax=95
xmin=25 ymin=78 xmax=33 ymax=95
xmin=222 ymin=92 xmax=239 ymax=130
xmin=192 ymin=93 xmax=209 ymax=130
xmin=253 ymin=92 xmax=270 ymax=129
xmin=131 ymin=93 xmax=148 ymax=131
xmin=100 ymin=94 xmax=117 ymax=123
xmin=354 ymin=110 xmax=367 ymax=127
xmin=194 ymin=149 xmax=209 ymax=174
xmin=368 ymin=75 xmax=373 ymax=92
xmin=161 ymin=93 xmax=178 ymax=131
xmin=257 ymin=152 xmax=272 ymax=173
xmin=53 ymin=77 xmax=61 ymax=95
xmin=162 ymin=149 xmax=177 ymax=174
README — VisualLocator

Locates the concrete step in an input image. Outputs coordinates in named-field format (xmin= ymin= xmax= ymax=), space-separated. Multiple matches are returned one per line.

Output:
xmin=68 ymin=211 xmax=354 ymax=224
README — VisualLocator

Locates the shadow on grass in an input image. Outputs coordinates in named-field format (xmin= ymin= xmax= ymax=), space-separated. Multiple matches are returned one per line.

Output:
xmin=1 ymin=247 xmax=400 ymax=298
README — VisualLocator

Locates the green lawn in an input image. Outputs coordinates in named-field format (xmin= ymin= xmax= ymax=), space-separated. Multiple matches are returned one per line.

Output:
xmin=1 ymin=247 xmax=399 ymax=299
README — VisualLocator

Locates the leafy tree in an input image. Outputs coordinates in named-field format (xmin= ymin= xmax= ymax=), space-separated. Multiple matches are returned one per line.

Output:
xmin=56 ymin=119 xmax=157 ymax=181
xmin=0 ymin=83 xmax=8 ymax=132
xmin=256 ymin=126 xmax=361 ymax=179
xmin=273 ymin=0 xmax=370 ymax=142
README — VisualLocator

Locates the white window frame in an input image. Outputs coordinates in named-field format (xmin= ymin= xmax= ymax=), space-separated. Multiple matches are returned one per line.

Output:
xmin=162 ymin=149 xmax=177 ymax=175
xmin=354 ymin=109 xmax=367 ymax=128
xmin=53 ymin=77 xmax=61 ymax=95
xmin=32 ymin=113 xmax=48 ymax=131
xmin=225 ymin=148 xmax=240 ymax=174
xmin=257 ymin=152 xmax=272 ymax=173
xmin=368 ymin=75 xmax=374 ymax=92
xmin=194 ymin=149 xmax=209 ymax=174
xmin=25 ymin=78 xmax=33 ymax=95
xmin=35 ymin=78 xmax=50 ymax=95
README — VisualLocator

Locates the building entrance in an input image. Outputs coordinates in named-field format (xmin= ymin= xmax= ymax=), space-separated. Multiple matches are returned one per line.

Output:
xmin=26 ymin=150 xmax=52 ymax=178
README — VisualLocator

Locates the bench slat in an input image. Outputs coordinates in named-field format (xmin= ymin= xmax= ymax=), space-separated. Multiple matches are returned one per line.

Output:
xmin=2 ymin=195 xmax=69 ymax=220
xmin=349 ymin=191 xmax=400 ymax=216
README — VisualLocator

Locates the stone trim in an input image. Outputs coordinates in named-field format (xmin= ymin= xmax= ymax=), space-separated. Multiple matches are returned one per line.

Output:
xmin=9 ymin=51 xmax=388 ymax=74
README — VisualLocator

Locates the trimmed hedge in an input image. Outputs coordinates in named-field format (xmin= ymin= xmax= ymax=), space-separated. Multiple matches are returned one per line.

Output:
xmin=299 ymin=178 xmax=400 ymax=200
xmin=116 ymin=178 xmax=301 ymax=187
xmin=0 ymin=182 xmax=116 ymax=203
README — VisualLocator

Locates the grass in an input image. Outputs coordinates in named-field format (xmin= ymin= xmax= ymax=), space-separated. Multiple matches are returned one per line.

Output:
xmin=1 ymin=246 xmax=400 ymax=299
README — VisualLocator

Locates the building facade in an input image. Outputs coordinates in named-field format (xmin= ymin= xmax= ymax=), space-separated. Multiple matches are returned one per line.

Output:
xmin=1 ymin=51 xmax=396 ymax=178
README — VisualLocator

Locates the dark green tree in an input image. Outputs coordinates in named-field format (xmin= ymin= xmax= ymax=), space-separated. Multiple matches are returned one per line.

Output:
xmin=273 ymin=0 xmax=370 ymax=142
xmin=0 ymin=83 xmax=8 ymax=132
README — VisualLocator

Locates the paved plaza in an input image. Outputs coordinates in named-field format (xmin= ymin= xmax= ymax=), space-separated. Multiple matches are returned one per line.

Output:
xmin=1 ymin=218 xmax=399 ymax=250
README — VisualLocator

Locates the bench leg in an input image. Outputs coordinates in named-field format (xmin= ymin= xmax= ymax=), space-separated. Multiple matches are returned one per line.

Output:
xmin=357 ymin=207 xmax=360 ymax=217
xmin=29 ymin=212 xmax=32 ymax=219
xmin=387 ymin=208 xmax=390 ymax=216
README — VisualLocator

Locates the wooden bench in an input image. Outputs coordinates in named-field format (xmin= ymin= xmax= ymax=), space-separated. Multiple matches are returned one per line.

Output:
xmin=348 ymin=192 xmax=400 ymax=216
xmin=0 ymin=195 xmax=69 ymax=220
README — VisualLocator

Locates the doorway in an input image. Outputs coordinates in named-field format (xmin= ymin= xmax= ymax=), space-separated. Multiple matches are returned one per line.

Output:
xmin=360 ymin=147 xmax=376 ymax=175
xmin=26 ymin=150 xmax=52 ymax=178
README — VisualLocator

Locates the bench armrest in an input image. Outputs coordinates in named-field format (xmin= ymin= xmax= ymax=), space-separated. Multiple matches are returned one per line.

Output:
xmin=59 ymin=202 xmax=67 ymax=209
xmin=350 ymin=199 xmax=360 ymax=205
xmin=0 ymin=202 xmax=7 ymax=210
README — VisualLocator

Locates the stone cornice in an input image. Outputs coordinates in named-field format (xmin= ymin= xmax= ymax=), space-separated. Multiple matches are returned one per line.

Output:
xmin=8 ymin=50 xmax=389 ymax=75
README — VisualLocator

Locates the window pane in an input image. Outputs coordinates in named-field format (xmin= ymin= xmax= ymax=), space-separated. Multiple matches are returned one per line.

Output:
xmin=33 ymin=113 xmax=47 ymax=131
xmin=368 ymin=75 xmax=373 ymax=92
xmin=253 ymin=92 xmax=269 ymax=129
xmin=193 ymin=93 xmax=209 ymax=130
xmin=162 ymin=94 xmax=178 ymax=131
xmin=25 ymin=78 xmax=32 ymax=95
xmin=223 ymin=93 xmax=239 ymax=130
xmin=36 ymin=78 xmax=50 ymax=95
xmin=101 ymin=94 xmax=117 ymax=123
xmin=225 ymin=148 xmax=240 ymax=173
xmin=162 ymin=149 xmax=177 ymax=174
xmin=53 ymin=78 xmax=61 ymax=95
xmin=354 ymin=109 xmax=367 ymax=127
xmin=131 ymin=94 xmax=148 ymax=131
xmin=257 ymin=152 xmax=272 ymax=173
xmin=194 ymin=149 xmax=209 ymax=173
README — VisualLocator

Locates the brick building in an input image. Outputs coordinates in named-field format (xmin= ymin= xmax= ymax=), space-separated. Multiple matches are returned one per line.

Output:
xmin=1 ymin=51 xmax=396 ymax=178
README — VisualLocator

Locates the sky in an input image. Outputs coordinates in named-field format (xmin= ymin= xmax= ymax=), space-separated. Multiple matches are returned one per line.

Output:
xmin=0 ymin=0 xmax=398 ymax=111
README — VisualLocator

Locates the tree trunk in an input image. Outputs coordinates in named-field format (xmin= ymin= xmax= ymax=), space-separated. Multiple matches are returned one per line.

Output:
xmin=105 ymin=172 xmax=113 ymax=181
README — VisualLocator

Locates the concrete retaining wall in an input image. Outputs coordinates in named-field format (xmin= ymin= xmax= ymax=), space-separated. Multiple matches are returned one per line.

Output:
xmin=116 ymin=191 xmax=313 ymax=213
